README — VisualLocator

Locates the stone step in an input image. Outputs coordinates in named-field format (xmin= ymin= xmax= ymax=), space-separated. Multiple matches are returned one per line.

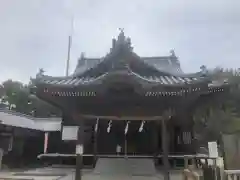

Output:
xmin=93 ymin=158 xmax=156 ymax=176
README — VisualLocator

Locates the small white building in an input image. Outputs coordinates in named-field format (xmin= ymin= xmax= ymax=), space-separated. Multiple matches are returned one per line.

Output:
xmin=0 ymin=109 xmax=61 ymax=168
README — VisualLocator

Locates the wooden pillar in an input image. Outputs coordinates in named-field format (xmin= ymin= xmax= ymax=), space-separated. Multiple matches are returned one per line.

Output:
xmin=0 ymin=148 xmax=3 ymax=170
xmin=75 ymin=122 xmax=84 ymax=180
xmin=170 ymin=125 xmax=175 ymax=154
xmin=161 ymin=119 xmax=170 ymax=180
xmin=153 ymin=122 xmax=159 ymax=165
xmin=124 ymin=134 xmax=127 ymax=157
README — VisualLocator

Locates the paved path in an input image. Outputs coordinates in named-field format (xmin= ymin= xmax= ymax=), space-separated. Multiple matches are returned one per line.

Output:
xmin=59 ymin=171 xmax=183 ymax=180
xmin=0 ymin=167 xmax=183 ymax=180
xmin=0 ymin=167 xmax=74 ymax=180
xmin=94 ymin=158 xmax=156 ymax=175
xmin=0 ymin=162 xmax=184 ymax=180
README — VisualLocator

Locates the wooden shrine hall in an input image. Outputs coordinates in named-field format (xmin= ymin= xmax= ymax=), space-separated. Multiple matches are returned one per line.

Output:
xmin=31 ymin=30 xmax=229 ymax=179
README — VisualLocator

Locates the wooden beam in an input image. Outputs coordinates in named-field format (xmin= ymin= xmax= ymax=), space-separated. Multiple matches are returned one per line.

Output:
xmin=73 ymin=109 xmax=174 ymax=121
xmin=75 ymin=114 xmax=165 ymax=121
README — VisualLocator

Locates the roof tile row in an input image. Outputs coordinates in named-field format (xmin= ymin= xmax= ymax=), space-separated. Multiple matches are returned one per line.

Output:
xmin=40 ymin=73 xmax=200 ymax=86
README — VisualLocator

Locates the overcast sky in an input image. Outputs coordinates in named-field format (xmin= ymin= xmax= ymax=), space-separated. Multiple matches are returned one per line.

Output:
xmin=0 ymin=0 xmax=239 ymax=83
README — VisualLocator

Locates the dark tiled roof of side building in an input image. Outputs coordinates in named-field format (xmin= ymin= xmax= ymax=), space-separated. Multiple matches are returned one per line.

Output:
xmin=73 ymin=55 xmax=183 ymax=76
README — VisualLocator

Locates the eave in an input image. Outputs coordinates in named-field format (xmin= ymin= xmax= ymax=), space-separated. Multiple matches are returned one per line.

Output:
xmin=31 ymin=69 xmax=230 ymax=102
xmin=34 ymin=68 xmax=207 ymax=88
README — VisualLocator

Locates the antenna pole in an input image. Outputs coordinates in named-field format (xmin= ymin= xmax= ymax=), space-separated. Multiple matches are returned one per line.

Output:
xmin=65 ymin=16 xmax=74 ymax=76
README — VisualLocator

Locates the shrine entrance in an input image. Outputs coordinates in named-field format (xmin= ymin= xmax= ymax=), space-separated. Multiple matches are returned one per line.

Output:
xmin=125 ymin=121 xmax=154 ymax=155
xmin=96 ymin=120 xmax=158 ymax=156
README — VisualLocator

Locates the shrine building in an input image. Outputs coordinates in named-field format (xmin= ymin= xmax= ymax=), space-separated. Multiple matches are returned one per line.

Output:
xmin=31 ymin=30 xmax=229 ymax=169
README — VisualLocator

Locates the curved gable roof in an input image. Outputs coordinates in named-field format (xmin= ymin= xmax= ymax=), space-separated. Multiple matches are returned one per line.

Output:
xmin=73 ymin=55 xmax=183 ymax=77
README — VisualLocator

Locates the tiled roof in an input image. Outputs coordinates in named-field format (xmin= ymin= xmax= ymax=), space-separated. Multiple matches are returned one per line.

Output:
xmin=73 ymin=56 xmax=183 ymax=76
xmin=37 ymin=71 xmax=201 ymax=86
xmin=72 ymin=32 xmax=183 ymax=77
xmin=0 ymin=109 xmax=61 ymax=131
xmin=74 ymin=58 xmax=102 ymax=75
xmin=141 ymin=57 xmax=183 ymax=74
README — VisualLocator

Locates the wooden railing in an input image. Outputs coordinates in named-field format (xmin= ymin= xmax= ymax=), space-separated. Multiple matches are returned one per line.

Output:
xmin=183 ymin=166 xmax=201 ymax=180
xmin=225 ymin=170 xmax=240 ymax=180
xmin=38 ymin=153 xmax=227 ymax=179
xmin=37 ymin=153 xmax=214 ymax=161
xmin=183 ymin=155 xmax=218 ymax=169
xmin=182 ymin=156 xmax=223 ymax=180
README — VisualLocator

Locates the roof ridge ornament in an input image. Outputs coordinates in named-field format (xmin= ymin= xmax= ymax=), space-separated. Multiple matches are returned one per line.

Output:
xmin=36 ymin=68 xmax=45 ymax=78
xmin=117 ymin=28 xmax=126 ymax=45
xmin=170 ymin=49 xmax=176 ymax=57
xmin=80 ymin=52 xmax=85 ymax=60
xmin=111 ymin=28 xmax=133 ymax=52
xmin=200 ymin=65 xmax=208 ymax=76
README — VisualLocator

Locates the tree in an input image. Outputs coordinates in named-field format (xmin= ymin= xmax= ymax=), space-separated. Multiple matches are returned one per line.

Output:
xmin=0 ymin=80 xmax=27 ymax=111
xmin=0 ymin=79 xmax=61 ymax=118
xmin=193 ymin=67 xmax=240 ymax=151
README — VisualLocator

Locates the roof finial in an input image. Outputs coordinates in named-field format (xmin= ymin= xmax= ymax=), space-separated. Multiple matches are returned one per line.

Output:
xmin=200 ymin=65 xmax=209 ymax=76
xmin=80 ymin=52 xmax=85 ymax=59
xmin=170 ymin=49 xmax=176 ymax=57
xmin=36 ymin=68 xmax=45 ymax=78
xmin=118 ymin=28 xmax=125 ymax=42
xmin=200 ymin=65 xmax=207 ymax=73
xmin=119 ymin=28 xmax=124 ymax=33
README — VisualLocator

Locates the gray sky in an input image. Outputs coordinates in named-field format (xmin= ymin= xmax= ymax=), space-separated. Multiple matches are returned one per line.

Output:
xmin=0 ymin=0 xmax=239 ymax=84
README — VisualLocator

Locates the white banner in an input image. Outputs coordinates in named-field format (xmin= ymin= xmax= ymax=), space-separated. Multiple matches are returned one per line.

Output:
xmin=208 ymin=141 xmax=219 ymax=158
xmin=62 ymin=126 xmax=79 ymax=140
xmin=76 ymin=144 xmax=84 ymax=155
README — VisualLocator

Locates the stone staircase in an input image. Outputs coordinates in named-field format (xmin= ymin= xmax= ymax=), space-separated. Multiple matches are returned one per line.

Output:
xmin=93 ymin=158 xmax=156 ymax=176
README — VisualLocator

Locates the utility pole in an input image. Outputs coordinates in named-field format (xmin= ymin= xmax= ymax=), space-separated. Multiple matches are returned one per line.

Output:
xmin=65 ymin=15 xmax=74 ymax=76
